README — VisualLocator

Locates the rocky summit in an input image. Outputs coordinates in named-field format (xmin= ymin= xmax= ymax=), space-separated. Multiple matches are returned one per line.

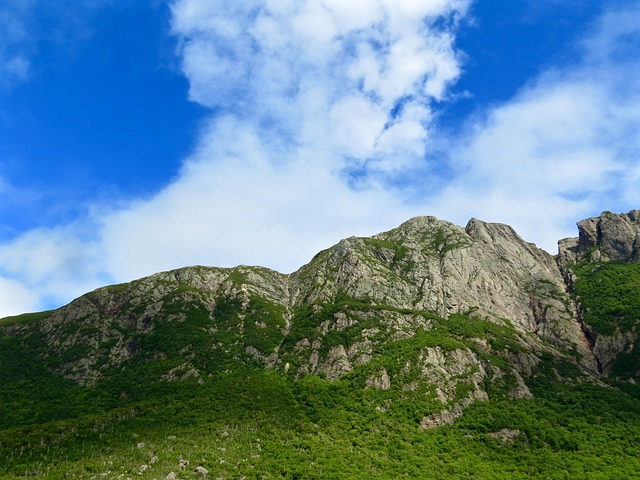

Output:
xmin=2 ymin=210 xmax=640 ymax=479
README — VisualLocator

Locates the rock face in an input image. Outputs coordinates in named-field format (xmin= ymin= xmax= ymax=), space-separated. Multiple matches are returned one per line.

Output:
xmin=559 ymin=210 xmax=640 ymax=265
xmin=12 ymin=265 xmax=290 ymax=386
xmin=4 ymin=211 xmax=640 ymax=426
xmin=291 ymin=216 xmax=594 ymax=372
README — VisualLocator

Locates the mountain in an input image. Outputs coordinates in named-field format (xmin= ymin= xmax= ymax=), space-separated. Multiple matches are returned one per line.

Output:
xmin=2 ymin=211 xmax=640 ymax=479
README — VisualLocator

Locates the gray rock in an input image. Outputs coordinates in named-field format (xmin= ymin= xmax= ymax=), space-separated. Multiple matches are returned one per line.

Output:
xmin=366 ymin=369 xmax=391 ymax=390
xmin=559 ymin=209 xmax=640 ymax=264
xmin=194 ymin=466 xmax=209 ymax=476
xmin=557 ymin=210 xmax=640 ymax=376
xmin=488 ymin=429 xmax=521 ymax=442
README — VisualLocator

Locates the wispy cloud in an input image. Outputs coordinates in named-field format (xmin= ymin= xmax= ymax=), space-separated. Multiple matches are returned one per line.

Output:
xmin=100 ymin=0 xmax=473 ymax=279
xmin=0 ymin=0 xmax=35 ymax=88
xmin=0 ymin=0 xmax=638 ymax=318
xmin=0 ymin=0 xmax=116 ymax=90
xmin=171 ymin=0 xmax=469 ymax=177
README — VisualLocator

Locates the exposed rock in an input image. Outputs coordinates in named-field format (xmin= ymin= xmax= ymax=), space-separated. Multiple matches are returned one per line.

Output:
xmin=194 ymin=466 xmax=209 ymax=476
xmin=488 ymin=429 xmax=521 ymax=443
xmin=321 ymin=345 xmax=353 ymax=380
xmin=594 ymin=328 xmax=637 ymax=376
xmin=420 ymin=406 xmax=461 ymax=429
xmin=506 ymin=351 xmax=541 ymax=376
xmin=420 ymin=392 xmax=485 ymax=429
xmin=559 ymin=210 xmax=640 ymax=264
xmin=557 ymin=210 xmax=640 ymax=378
xmin=417 ymin=346 xmax=487 ymax=404
xmin=366 ymin=369 xmax=391 ymax=390
xmin=291 ymin=216 xmax=592 ymax=368
xmin=557 ymin=237 xmax=580 ymax=272
xmin=8 ymin=210 xmax=640 ymax=417
xmin=162 ymin=363 xmax=202 ymax=383
xmin=508 ymin=370 xmax=533 ymax=399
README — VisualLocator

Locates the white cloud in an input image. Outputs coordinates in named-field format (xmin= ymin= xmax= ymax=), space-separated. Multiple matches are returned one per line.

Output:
xmin=170 ymin=0 xmax=469 ymax=167
xmin=99 ymin=115 xmax=415 ymax=281
xmin=0 ymin=225 xmax=104 ymax=312
xmin=0 ymin=277 xmax=37 ymax=319
xmin=427 ymin=2 xmax=640 ymax=251
xmin=1 ymin=0 xmax=639 ymax=319
xmin=0 ymin=0 xmax=468 ymax=316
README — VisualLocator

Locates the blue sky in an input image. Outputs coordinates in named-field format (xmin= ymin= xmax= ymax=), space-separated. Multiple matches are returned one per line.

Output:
xmin=1 ymin=0 xmax=639 ymax=317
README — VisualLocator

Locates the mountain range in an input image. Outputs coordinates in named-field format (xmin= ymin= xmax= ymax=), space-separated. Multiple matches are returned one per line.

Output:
xmin=2 ymin=210 xmax=640 ymax=479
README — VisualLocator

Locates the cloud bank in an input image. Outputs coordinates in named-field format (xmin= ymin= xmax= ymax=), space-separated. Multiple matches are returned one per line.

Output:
xmin=97 ymin=0 xmax=470 ymax=277
xmin=0 ymin=0 xmax=639 ymax=318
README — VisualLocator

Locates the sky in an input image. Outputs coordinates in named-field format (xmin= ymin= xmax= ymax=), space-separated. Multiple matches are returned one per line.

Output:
xmin=0 ymin=0 xmax=639 ymax=318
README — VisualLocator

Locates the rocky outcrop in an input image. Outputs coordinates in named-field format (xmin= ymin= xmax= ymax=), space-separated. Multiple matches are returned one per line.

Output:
xmin=558 ymin=210 xmax=640 ymax=265
xmin=488 ymin=429 xmax=521 ymax=443
xmin=291 ymin=216 xmax=595 ymax=371
xmin=416 ymin=346 xmax=488 ymax=404
xmin=420 ymin=393 xmax=486 ymax=429
xmin=27 ymin=265 xmax=290 ymax=385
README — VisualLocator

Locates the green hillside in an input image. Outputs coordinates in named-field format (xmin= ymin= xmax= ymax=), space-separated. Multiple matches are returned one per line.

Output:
xmin=2 ymin=309 xmax=639 ymax=479
xmin=2 ymin=213 xmax=640 ymax=479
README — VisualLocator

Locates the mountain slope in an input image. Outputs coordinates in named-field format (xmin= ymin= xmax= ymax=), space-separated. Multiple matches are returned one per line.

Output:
xmin=559 ymin=210 xmax=640 ymax=381
xmin=2 ymin=211 xmax=640 ymax=478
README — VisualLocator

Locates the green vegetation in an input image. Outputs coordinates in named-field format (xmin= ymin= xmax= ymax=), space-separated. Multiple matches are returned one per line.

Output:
xmin=572 ymin=261 xmax=640 ymax=336
xmin=3 ymin=256 xmax=640 ymax=478
xmin=0 ymin=310 xmax=53 ymax=327
xmin=361 ymin=237 xmax=409 ymax=264
xmin=0 ymin=335 xmax=109 ymax=430
xmin=426 ymin=226 xmax=472 ymax=260
xmin=567 ymin=257 xmax=640 ymax=380
xmin=2 ymin=354 xmax=640 ymax=479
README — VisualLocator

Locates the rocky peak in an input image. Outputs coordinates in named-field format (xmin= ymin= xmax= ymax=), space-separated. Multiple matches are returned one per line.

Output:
xmin=287 ymin=215 xmax=594 ymax=369
xmin=559 ymin=210 xmax=640 ymax=265
xmin=556 ymin=210 xmax=640 ymax=379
